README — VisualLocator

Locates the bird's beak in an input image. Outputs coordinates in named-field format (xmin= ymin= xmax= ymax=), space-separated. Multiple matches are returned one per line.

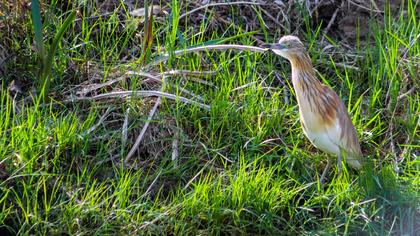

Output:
xmin=261 ymin=43 xmax=286 ymax=50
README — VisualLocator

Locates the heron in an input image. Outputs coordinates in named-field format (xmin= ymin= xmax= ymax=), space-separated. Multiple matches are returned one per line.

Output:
xmin=262 ymin=35 xmax=363 ymax=183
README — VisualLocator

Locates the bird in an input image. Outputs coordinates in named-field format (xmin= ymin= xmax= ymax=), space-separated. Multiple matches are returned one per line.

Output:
xmin=262 ymin=35 xmax=363 ymax=183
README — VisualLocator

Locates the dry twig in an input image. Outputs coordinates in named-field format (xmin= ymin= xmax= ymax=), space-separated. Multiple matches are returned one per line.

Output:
xmin=87 ymin=107 xmax=112 ymax=134
xmin=64 ymin=90 xmax=211 ymax=110
xmin=122 ymin=107 xmax=130 ymax=148
xmin=125 ymin=97 xmax=161 ymax=164
xmin=146 ymin=44 xmax=268 ymax=69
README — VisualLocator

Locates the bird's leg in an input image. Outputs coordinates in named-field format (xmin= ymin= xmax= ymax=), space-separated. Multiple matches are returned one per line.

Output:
xmin=337 ymin=153 xmax=342 ymax=175
xmin=320 ymin=158 xmax=332 ymax=185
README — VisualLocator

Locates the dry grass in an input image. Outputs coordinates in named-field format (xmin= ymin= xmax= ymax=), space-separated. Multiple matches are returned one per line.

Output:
xmin=0 ymin=0 xmax=419 ymax=235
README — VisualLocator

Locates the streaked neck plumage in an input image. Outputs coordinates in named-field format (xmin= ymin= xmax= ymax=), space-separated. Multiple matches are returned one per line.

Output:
xmin=289 ymin=52 xmax=320 ymax=89
xmin=288 ymin=51 xmax=339 ymax=126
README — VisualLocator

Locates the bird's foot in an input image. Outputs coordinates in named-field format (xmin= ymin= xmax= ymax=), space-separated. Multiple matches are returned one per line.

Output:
xmin=319 ymin=175 xmax=327 ymax=186
xmin=337 ymin=155 xmax=342 ymax=175
xmin=319 ymin=158 xmax=332 ymax=185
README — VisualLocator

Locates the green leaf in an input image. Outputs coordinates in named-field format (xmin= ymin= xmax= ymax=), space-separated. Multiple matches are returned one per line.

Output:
xmin=31 ymin=0 xmax=46 ymax=62
xmin=44 ymin=10 xmax=76 ymax=76
xmin=41 ymin=10 xmax=76 ymax=93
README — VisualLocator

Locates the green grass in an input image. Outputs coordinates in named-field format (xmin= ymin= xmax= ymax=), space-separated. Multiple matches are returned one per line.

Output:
xmin=0 ymin=0 xmax=419 ymax=235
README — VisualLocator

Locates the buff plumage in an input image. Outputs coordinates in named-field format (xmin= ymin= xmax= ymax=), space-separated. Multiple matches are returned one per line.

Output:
xmin=263 ymin=35 xmax=363 ymax=183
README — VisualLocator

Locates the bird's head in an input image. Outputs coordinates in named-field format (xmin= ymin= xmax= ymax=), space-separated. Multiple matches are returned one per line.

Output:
xmin=262 ymin=35 xmax=306 ymax=60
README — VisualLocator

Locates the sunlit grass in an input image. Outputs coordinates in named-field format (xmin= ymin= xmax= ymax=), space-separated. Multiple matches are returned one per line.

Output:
xmin=0 ymin=0 xmax=419 ymax=235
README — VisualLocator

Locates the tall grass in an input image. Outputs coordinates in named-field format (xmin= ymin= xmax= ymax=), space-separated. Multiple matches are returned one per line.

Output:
xmin=0 ymin=0 xmax=419 ymax=234
xmin=31 ymin=0 xmax=76 ymax=99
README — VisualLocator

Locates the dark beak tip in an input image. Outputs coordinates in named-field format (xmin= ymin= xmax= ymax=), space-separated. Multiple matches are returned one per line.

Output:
xmin=260 ymin=43 xmax=286 ymax=50
xmin=260 ymin=43 xmax=272 ymax=49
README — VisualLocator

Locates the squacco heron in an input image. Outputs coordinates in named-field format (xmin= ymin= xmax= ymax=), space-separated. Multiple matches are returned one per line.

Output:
xmin=263 ymin=35 xmax=363 ymax=183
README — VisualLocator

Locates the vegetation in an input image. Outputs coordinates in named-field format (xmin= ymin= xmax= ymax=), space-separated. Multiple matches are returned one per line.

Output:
xmin=0 ymin=0 xmax=418 ymax=234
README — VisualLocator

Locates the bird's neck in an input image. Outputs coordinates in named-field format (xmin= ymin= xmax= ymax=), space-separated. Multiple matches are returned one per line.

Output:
xmin=289 ymin=53 xmax=321 ymax=90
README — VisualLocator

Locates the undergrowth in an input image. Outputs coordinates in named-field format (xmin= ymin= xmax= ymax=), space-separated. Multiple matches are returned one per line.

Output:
xmin=0 ymin=0 xmax=419 ymax=235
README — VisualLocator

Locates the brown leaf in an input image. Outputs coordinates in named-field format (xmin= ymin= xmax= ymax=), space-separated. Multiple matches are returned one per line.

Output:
xmin=140 ymin=4 xmax=154 ymax=65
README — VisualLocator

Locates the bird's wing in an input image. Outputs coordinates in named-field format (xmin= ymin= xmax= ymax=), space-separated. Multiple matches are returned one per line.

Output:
xmin=321 ymin=85 xmax=363 ymax=169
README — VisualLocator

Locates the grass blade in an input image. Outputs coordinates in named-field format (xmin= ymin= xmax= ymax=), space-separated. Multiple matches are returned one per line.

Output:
xmin=31 ymin=0 xmax=46 ymax=63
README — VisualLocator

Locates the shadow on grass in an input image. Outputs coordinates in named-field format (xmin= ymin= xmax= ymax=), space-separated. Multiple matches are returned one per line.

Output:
xmin=359 ymin=163 xmax=419 ymax=235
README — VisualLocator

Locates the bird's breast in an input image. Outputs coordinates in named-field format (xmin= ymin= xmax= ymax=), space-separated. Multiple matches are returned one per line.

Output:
xmin=295 ymin=89 xmax=335 ymax=132
xmin=289 ymin=61 xmax=362 ymax=167
xmin=294 ymin=84 xmax=342 ymax=156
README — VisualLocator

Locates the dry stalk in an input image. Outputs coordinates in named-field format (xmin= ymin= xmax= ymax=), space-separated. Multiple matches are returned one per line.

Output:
xmin=122 ymin=107 xmax=130 ymax=148
xmin=125 ymin=97 xmax=161 ymax=164
xmin=171 ymin=133 xmax=179 ymax=166
xmin=163 ymin=69 xmax=218 ymax=77
xmin=77 ymin=71 xmax=162 ymax=96
xmin=87 ymin=107 xmax=112 ymax=134
xmin=64 ymin=90 xmax=211 ymax=110
xmin=146 ymin=44 xmax=268 ymax=69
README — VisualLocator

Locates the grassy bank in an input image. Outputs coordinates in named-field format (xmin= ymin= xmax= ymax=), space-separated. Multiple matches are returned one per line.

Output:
xmin=0 ymin=0 xmax=419 ymax=234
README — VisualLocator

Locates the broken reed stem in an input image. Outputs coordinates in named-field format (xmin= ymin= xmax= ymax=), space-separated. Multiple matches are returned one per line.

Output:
xmin=146 ymin=44 xmax=269 ymax=69
xmin=163 ymin=69 xmax=218 ymax=77
xmin=78 ymin=70 xmax=217 ymax=96
xmin=63 ymin=90 xmax=211 ymax=110
xmin=78 ymin=71 xmax=162 ymax=96
xmin=166 ymin=44 xmax=268 ymax=57
xmin=87 ymin=107 xmax=112 ymax=134
xmin=122 ymin=107 xmax=130 ymax=148
xmin=125 ymin=97 xmax=161 ymax=164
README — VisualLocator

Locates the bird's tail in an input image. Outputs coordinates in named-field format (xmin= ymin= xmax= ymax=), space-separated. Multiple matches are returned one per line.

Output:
xmin=346 ymin=156 xmax=363 ymax=170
